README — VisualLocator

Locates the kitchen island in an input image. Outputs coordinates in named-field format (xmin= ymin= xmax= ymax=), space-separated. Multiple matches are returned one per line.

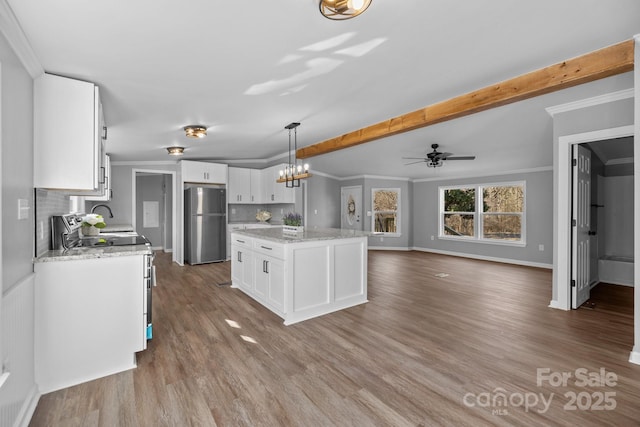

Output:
xmin=230 ymin=227 xmax=368 ymax=325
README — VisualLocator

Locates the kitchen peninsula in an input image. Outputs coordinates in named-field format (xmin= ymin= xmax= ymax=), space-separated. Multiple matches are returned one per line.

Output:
xmin=230 ymin=227 xmax=369 ymax=324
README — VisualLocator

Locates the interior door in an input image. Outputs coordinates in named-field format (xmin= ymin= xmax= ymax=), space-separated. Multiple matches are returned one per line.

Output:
xmin=571 ymin=144 xmax=591 ymax=309
xmin=341 ymin=186 xmax=362 ymax=230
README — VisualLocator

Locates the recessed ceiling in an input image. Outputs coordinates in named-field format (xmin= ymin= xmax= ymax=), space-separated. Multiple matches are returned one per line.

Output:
xmin=7 ymin=0 xmax=640 ymax=179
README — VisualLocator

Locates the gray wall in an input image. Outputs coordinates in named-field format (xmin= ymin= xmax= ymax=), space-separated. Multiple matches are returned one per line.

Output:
xmin=109 ymin=163 xmax=177 ymax=226
xmin=0 ymin=29 xmax=36 ymax=427
xmin=413 ymin=170 xmax=553 ymax=265
xmin=136 ymin=174 xmax=165 ymax=248
xmin=305 ymin=174 xmax=341 ymax=229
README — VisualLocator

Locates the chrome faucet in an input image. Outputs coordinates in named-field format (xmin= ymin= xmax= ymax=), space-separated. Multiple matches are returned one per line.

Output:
xmin=91 ymin=204 xmax=114 ymax=218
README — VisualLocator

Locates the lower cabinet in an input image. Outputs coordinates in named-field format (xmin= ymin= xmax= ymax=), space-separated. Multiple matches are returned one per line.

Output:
xmin=34 ymin=254 xmax=147 ymax=393
xmin=230 ymin=235 xmax=285 ymax=316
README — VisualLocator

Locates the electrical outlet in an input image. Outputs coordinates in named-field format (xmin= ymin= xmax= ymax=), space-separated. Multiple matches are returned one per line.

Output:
xmin=430 ymin=235 xmax=434 ymax=240
xmin=539 ymin=244 xmax=544 ymax=251
xmin=281 ymin=209 xmax=284 ymax=214
xmin=231 ymin=208 xmax=236 ymax=214
xmin=379 ymin=236 xmax=384 ymax=242
xmin=314 ymin=209 xmax=318 ymax=214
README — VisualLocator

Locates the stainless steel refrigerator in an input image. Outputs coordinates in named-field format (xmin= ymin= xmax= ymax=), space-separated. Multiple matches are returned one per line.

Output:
xmin=184 ymin=186 xmax=226 ymax=264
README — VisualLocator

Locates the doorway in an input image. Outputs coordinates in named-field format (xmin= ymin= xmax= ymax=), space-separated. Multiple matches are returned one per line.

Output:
xmin=132 ymin=169 xmax=177 ymax=262
xmin=341 ymin=186 xmax=362 ymax=230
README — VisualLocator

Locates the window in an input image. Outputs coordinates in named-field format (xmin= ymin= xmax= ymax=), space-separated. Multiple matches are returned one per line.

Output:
xmin=439 ymin=182 xmax=525 ymax=245
xmin=372 ymin=188 xmax=400 ymax=236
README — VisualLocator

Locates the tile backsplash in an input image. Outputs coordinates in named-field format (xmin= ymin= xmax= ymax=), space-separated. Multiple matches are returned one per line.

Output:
xmin=35 ymin=189 xmax=71 ymax=256
xmin=228 ymin=203 xmax=294 ymax=224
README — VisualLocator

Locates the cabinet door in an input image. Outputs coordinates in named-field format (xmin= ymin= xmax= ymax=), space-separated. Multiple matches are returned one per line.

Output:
xmin=241 ymin=250 xmax=254 ymax=293
xmin=254 ymin=256 xmax=268 ymax=301
xmin=34 ymin=73 xmax=101 ymax=190
xmin=228 ymin=167 xmax=251 ymax=203
xmin=250 ymin=169 xmax=263 ymax=204
xmin=182 ymin=161 xmax=227 ymax=184
xmin=86 ymin=154 xmax=111 ymax=201
xmin=266 ymin=257 xmax=285 ymax=314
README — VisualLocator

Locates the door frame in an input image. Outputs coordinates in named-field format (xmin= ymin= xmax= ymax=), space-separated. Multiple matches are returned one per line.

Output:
xmin=553 ymin=125 xmax=634 ymax=311
xmin=132 ymin=168 xmax=177 ymax=263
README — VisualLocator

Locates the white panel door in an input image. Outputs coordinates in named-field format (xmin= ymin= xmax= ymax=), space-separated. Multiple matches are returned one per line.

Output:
xmin=572 ymin=144 xmax=591 ymax=309
xmin=341 ymin=186 xmax=363 ymax=230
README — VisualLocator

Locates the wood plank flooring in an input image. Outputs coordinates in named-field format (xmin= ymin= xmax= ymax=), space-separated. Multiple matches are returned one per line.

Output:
xmin=30 ymin=251 xmax=640 ymax=426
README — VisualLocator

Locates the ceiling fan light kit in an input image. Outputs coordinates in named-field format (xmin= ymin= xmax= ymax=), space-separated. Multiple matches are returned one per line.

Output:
xmin=319 ymin=0 xmax=372 ymax=20
xmin=277 ymin=122 xmax=311 ymax=188
xmin=403 ymin=144 xmax=476 ymax=168
xmin=183 ymin=125 xmax=207 ymax=139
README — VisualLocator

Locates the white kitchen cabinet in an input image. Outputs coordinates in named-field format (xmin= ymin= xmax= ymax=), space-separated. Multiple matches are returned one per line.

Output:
xmin=34 ymin=73 xmax=107 ymax=191
xmin=250 ymin=169 xmax=263 ymax=203
xmin=85 ymin=154 xmax=111 ymax=201
xmin=181 ymin=160 xmax=227 ymax=184
xmin=263 ymin=164 xmax=295 ymax=204
xmin=230 ymin=235 xmax=253 ymax=294
xmin=228 ymin=167 xmax=251 ymax=203
xmin=229 ymin=167 xmax=264 ymax=204
xmin=34 ymin=254 xmax=147 ymax=393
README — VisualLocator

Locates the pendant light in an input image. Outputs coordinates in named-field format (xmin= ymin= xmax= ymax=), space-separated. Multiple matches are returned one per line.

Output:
xmin=277 ymin=122 xmax=311 ymax=188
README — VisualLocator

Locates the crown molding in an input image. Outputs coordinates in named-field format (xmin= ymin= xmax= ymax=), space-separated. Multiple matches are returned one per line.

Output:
xmin=545 ymin=88 xmax=634 ymax=116
xmin=111 ymin=160 xmax=178 ymax=166
xmin=0 ymin=0 xmax=43 ymax=78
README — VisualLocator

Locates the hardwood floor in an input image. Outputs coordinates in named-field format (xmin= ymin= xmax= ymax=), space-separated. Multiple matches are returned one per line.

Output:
xmin=30 ymin=251 xmax=640 ymax=426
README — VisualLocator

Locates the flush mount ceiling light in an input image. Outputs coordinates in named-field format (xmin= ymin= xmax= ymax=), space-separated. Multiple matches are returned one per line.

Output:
xmin=166 ymin=146 xmax=185 ymax=156
xmin=183 ymin=125 xmax=207 ymax=138
xmin=319 ymin=0 xmax=372 ymax=20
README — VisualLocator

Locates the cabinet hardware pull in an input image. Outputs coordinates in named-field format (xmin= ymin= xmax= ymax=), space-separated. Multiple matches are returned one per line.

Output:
xmin=260 ymin=246 xmax=272 ymax=250
xmin=238 ymin=251 xmax=242 ymax=262
xmin=102 ymin=126 xmax=108 ymax=140
xmin=265 ymin=260 xmax=269 ymax=274
xmin=99 ymin=166 xmax=106 ymax=184
xmin=237 ymin=239 xmax=245 ymax=243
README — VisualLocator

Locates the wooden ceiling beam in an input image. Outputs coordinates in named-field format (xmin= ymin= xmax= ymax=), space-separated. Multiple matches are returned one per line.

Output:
xmin=297 ymin=39 xmax=634 ymax=159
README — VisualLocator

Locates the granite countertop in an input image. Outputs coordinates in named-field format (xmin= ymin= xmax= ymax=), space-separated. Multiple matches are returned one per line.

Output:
xmin=232 ymin=227 xmax=370 ymax=243
xmin=35 ymin=244 xmax=152 ymax=263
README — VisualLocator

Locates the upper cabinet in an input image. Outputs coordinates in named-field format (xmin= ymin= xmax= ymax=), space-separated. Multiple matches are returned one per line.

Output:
xmin=85 ymin=154 xmax=111 ymax=201
xmin=228 ymin=167 xmax=263 ymax=204
xmin=263 ymin=164 xmax=295 ymax=204
xmin=181 ymin=160 xmax=227 ymax=184
xmin=34 ymin=73 xmax=107 ymax=191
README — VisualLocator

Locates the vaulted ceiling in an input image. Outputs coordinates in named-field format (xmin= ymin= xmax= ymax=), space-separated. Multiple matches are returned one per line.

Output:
xmin=7 ymin=0 xmax=640 ymax=179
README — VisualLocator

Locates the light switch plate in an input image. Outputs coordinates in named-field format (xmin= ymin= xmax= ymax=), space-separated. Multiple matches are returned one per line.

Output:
xmin=18 ymin=199 xmax=30 ymax=220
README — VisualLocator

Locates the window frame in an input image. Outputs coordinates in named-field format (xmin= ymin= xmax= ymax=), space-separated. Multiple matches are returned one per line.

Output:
xmin=438 ymin=181 xmax=526 ymax=246
xmin=371 ymin=187 xmax=401 ymax=237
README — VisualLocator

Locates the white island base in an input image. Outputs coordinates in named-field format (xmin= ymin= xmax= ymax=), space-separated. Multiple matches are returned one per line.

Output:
xmin=231 ymin=228 xmax=368 ymax=325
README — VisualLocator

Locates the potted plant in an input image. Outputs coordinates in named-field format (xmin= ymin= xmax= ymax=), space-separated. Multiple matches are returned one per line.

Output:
xmin=282 ymin=212 xmax=303 ymax=233
xmin=81 ymin=213 xmax=107 ymax=236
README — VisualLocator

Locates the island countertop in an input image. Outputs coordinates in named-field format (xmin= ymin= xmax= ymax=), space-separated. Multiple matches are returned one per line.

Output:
xmin=232 ymin=227 xmax=370 ymax=243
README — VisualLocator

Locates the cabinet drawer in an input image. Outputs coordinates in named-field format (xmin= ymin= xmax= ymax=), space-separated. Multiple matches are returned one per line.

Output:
xmin=231 ymin=234 xmax=252 ymax=248
xmin=253 ymin=240 xmax=284 ymax=259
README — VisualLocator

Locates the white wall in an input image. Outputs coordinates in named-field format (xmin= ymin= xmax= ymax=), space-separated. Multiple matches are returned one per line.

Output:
xmin=602 ymin=175 xmax=634 ymax=258
xmin=0 ymin=27 xmax=38 ymax=427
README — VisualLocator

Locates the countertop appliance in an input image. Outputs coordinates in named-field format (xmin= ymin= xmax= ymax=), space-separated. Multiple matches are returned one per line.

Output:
xmin=185 ymin=186 xmax=226 ymax=264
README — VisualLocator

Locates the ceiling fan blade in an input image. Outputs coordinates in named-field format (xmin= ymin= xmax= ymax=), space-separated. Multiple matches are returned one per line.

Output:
xmin=443 ymin=156 xmax=476 ymax=161
xmin=402 ymin=157 xmax=428 ymax=160
xmin=404 ymin=160 xmax=426 ymax=165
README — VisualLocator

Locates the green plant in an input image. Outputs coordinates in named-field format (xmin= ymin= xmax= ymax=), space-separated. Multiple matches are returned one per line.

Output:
xmin=283 ymin=212 xmax=302 ymax=226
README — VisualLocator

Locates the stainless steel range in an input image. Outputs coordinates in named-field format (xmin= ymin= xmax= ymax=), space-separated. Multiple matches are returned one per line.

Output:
xmin=51 ymin=213 xmax=150 ymax=249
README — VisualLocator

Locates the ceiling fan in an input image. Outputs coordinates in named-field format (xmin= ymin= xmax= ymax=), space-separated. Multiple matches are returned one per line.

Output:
xmin=403 ymin=144 xmax=476 ymax=168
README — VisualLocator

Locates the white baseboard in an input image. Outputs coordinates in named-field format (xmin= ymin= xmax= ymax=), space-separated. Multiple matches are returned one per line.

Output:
xmin=14 ymin=385 xmax=39 ymax=427
xmin=163 ymin=248 xmax=173 ymax=253
xmin=368 ymin=246 xmax=410 ymax=251
xmin=411 ymin=246 xmax=553 ymax=269
xmin=548 ymin=300 xmax=569 ymax=311
xmin=629 ymin=347 xmax=640 ymax=365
